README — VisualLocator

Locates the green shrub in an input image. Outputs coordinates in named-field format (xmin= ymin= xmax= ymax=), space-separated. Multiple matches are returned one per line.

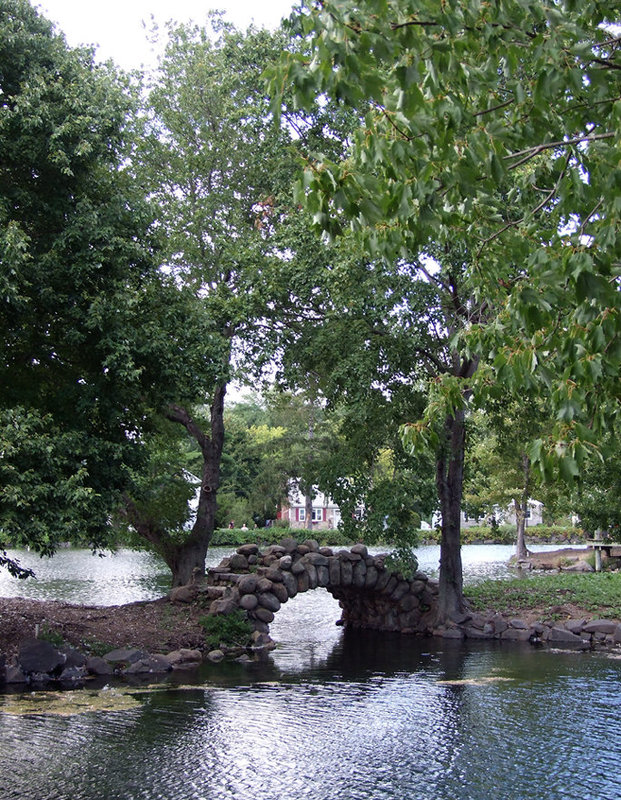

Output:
xmin=384 ymin=547 xmax=419 ymax=580
xmin=199 ymin=610 xmax=253 ymax=650
xmin=418 ymin=525 xmax=584 ymax=545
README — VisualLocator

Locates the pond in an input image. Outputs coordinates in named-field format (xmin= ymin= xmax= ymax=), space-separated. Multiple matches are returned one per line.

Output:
xmin=1 ymin=544 xmax=619 ymax=800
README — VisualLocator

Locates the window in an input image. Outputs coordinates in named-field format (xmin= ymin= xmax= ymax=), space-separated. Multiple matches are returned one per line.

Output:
xmin=311 ymin=508 xmax=323 ymax=523
xmin=298 ymin=508 xmax=306 ymax=522
xmin=525 ymin=506 xmax=531 ymax=519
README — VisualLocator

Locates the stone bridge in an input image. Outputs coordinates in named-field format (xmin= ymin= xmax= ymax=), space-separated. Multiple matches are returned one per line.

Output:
xmin=205 ymin=537 xmax=439 ymax=646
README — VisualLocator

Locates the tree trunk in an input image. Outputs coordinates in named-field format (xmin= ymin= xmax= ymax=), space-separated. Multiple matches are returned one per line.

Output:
xmin=305 ymin=489 xmax=313 ymax=531
xmin=125 ymin=383 xmax=227 ymax=588
xmin=514 ymin=453 xmax=531 ymax=562
xmin=435 ymin=408 xmax=468 ymax=624
xmin=305 ymin=404 xmax=315 ymax=531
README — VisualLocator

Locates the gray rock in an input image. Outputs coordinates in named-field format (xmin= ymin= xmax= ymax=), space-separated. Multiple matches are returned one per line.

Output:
xmin=18 ymin=638 xmax=66 ymax=675
xmin=207 ymin=649 xmax=225 ymax=662
xmin=501 ymin=628 xmax=532 ymax=641
xmin=104 ymin=647 xmax=147 ymax=664
xmin=390 ymin=581 xmax=410 ymax=603
xmin=317 ymin=565 xmax=330 ymax=587
xmin=350 ymin=543 xmax=368 ymax=557
xmin=435 ymin=627 xmax=464 ymax=640
xmin=165 ymin=649 xmax=202 ymax=669
xmin=85 ymin=656 xmax=114 ymax=676
xmin=240 ymin=593 xmax=258 ymax=610
xmin=62 ymin=647 xmax=87 ymax=668
xmin=229 ymin=553 xmax=249 ymax=571
xmin=235 ymin=654 xmax=253 ymax=664
xmin=301 ymin=539 xmax=320 ymax=552
xmin=209 ymin=599 xmax=239 ymax=616
xmin=278 ymin=555 xmax=293 ymax=570
xmin=352 ymin=560 xmax=367 ymax=588
xmin=297 ymin=571 xmax=310 ymax=593
xmin=169 ymin=585 xmax=199 ymax=603
xmin=124 ymin=655 xmax=172 ymax=674
xmin=365 ymin=566 xmax=378 ymax=588
xmin=271 ymin=582 xmax=289 ymax=603
xmin=398 ymin=594 xmax=419 ymax=613
xmin=492 ymin=615 xmax=508 ymax=634
xmin=237 ymin=574 xmax=258 ymax=595
xmin=319 ymin=547 xmax=334 ymax=557
xmin=509 ymin=618 xmax=529 ymax=630
xmin=340 ymin=560 xmax=353 ymax=587
xmin=583 ymin=620 xmax=618 ymax=634
xmin=546 ymin=627 xmax=590 ymax=648
xmin=374 ymin=570 xmax=391 ymax=592
xmin=306 ymin=564 xmax=319 ymax=589
xmin=281 ymin=571 xmax=298 ymax=598
xmin=254 ymin=607 xmax=275 ymax=624
xmin=291 ymin=560 xmax=306 ymax=575
xmin=564 ymin=618 xmax=587 ymax=634
xmin=257 ymin=592 xmax=281 ymax=613
xmin=463 ymin=626 xmax=495 ymax=640
xmin=237 ymin=544 xmax=259 ymax=556
xmin=279 ymin=537 xmax=299 ymax=553
xmin=58 ymin=666 xmax=86 ymax=682
xmin=306 ymin=552 xmax=329 ymax=567
xmin=256 ymin=577 xmax=273 ymax=593
xmin=263 ymin=545 xmax=286 ymax=556
xmin=265 ymin=567 xmax=284 ymax=583
xmin=383 ymin=576 xmax=398 ymax=596
xmin=5 ymin=663 xmax=27 ymax=684
xmin=329 ymin=558 xmax=341 ymax=586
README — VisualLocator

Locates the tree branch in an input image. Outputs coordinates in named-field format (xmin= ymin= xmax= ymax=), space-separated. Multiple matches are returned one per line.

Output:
xmin=166 ymin=403 xmax=210 ymax=453
xmin=504 ymin=132 xmax=614 ymax=170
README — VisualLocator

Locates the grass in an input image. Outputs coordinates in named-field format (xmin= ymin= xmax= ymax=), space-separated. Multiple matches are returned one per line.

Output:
xmin=465 ymin=572 xmax=621 ymax=620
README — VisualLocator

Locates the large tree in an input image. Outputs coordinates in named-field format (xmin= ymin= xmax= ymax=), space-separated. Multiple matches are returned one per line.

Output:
xmin=0 ymin=0 xmax=159 ymax=573
xmin=124 ymin=19 xmax=309 ymax=584
xmin=0 ymin=1 xmax=225 ymax=583
xmin=273 ymin=0 xmax=621 ymax=621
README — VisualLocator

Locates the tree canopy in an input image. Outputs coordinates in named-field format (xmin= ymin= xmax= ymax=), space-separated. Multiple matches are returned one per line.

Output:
xmin=275 ymin=0 xmax=621 ymax=472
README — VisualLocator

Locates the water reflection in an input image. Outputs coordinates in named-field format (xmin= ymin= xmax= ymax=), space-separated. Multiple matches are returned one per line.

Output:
xmin=2 ymin=638 xmax=619 ymax=800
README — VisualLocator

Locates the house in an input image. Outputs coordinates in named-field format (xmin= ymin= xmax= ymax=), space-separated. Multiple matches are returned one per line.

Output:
xmin=278 ymin=484 xmax=342 ymax=530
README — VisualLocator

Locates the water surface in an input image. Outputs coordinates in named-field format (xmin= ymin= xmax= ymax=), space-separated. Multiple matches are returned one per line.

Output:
xmin=1 ymin=544 xmax=618 ymax=800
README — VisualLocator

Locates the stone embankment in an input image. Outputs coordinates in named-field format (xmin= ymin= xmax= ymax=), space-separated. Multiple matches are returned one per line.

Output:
xmin=0 ymin=638 xmax=202 ymax=687
xmin=435 ymin=613 xmax=621 ymax=650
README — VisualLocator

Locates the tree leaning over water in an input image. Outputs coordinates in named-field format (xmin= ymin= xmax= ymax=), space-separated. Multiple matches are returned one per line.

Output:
xmin=273 ymin=0 xmax=621 ymax=622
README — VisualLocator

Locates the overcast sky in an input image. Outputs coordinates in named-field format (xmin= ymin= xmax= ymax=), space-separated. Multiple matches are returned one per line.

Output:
xmin=37 ymin=0 xmax=296 ymax=70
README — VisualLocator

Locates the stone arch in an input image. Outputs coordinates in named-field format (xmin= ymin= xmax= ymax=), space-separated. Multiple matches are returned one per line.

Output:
xmin=206 ymin=538 xmax=439 ymax=646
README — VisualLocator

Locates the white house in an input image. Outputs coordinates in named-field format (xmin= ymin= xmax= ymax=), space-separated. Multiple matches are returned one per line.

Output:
xmin=278 ymin=484 xmax=342 ymax=530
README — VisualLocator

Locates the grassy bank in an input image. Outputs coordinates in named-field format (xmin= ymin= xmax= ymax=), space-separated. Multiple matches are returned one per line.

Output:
xmin=465 ymin=572 xmax=621 ymax=620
